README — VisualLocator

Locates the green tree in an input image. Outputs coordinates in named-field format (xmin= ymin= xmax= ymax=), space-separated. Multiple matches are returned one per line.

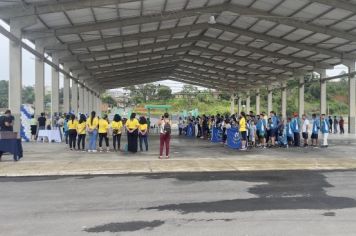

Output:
xmin=0 ymin=80 xmax=8 ymax=108
xmin=22 ymin=86 xmax=35 ymax=104
xmin=181 ymin=85 xmax=198 ymax=95
xmin=124 ymin=84 xmax=158 ymax=104
xmin=156 ymin=85 xmax=172 ymax=101
xmin=101 ymin=95 xmax=117 ymax=107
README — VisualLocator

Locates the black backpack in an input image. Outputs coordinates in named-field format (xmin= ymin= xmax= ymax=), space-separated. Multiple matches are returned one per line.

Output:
xmin=164 ymin=122 xmax=171 ymax=134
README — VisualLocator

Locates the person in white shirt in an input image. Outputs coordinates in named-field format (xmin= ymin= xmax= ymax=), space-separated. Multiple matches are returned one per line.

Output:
xmin=301 ymin=114 xmax=310 ymax=147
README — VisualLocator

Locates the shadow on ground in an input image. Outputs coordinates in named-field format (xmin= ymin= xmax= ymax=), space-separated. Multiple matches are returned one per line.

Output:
xmin=143 ymin=170 xmax=356 ymax=213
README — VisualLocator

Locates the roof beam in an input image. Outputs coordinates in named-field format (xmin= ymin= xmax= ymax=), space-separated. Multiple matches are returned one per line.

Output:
xmin=186 ymin=48 xmax=297 ymax=74
xmin=309 ymin=0 xmax=356 ymax=13
xmin=213 ymin=24 xmax=354 ymax=60
xmin=68 ymin=45 xmax=189 ymax=71
xmin=175 ymin=67 xmax=234 ymax=84
xmin=0 ymin=0 xmax=139 ymax=19
xmin=170 ymin=75 xmax=225 ymax=90
xmin=200 ymin=36 xmax=331 ymax=69
xmin=48 ymin=24 xmax=208 ymax=51
xmin=83 ymin=55 xmax=267 ymax=82
xmin=171 ymin=71 xmax=249 ymax=90
xmin=102 ymin=76 xmax=170 ymax=89
xmin=87 ymin=57 xmax=180 ymax=74
xmin=169 ymin=73 xmax=224 ymax=90
xmin=23 ymin=4 xmax=228 ymax=39
xmin=69 ymin=45 xmax=298 ymax=77
xmin=92 ymin=64 xmax=178 ymax=81
xmin=58 ymin=32 xmax=330 ymax=70
xmin=60 ymin=37 xmax=196 ymax=63
xmin=228 ymin=3 xmax=356 ymax=44
xmin=179 ymin=60 xmax=260 ymax=81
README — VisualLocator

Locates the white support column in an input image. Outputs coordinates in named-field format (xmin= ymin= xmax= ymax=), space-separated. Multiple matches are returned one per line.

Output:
xmin=84 ymin=88 xmax=89 ymax=115
xmin=95 ymin=95 xmax=99 ymax=115
xmin=348 ymin=62 xmax=356 ymax=134
xmin=88 ymin=90 xmax=93 ymax=113
xmin=98 ymin=96 xmax=102 ymax=115
xmin=267 ymin=85 xmax=273 ymax=113
xmin=34 ymin=41 xmax=45 ymax=117
xmin=237 ymin=96 xmax=242 ymax=115
xmin=71 ymin=81 xmax=78 ymax=115
xmin=298 ymin=75 xmax=305 ymax=117
xmin=63 ymin=68 xmax=70 ymax=113
xmin=281 ymin=81 xmax=287 ymax=120
xmin=246 ymin=91 xmax=251 ymax=113
xmin=78 ymin=85 xmax=84 ymax=114
xmin=8 ymin=22 xmax=23 ymax=133
xmin=230 ymin=94 xmax=235 ymax=115
xmin=51 ymin=56 xmax=60 ymax=117
xmin=256 ymin=89 xmax=260 ymax=115
xmin=319 ymin=70 xmax=327 ymax=115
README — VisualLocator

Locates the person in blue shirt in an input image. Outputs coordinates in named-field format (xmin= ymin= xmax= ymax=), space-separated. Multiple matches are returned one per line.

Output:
xmin=256 ymin=114 xmax=267 ymax=148
xmin=286 ymin=117 xmax=294 ymax=146
xmin=63 ymin=114 xmax=70 ymax=145
xmin=320 ymin=114 xmax=329 ymax=148
xmin=311 ymin=114 xmax=320 ymax=147
xmin=291 ymin=112 xmax=301 ymax=147
xmin=269 ymin=111 xmax=279 ymax=147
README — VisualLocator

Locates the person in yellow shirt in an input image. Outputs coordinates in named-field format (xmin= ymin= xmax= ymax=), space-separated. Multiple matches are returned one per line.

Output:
xmin=77 ymin=114 xmax=87 ymax=152
xmin=67 ymin=114 xmax=78 ymax=150
xmin=111 ymin=114 xmax=123 ymax=152
xmin=125 ymin=113 xmax=139 ymax=153
xmin=239 ymin=112 xmax=247 ymax=150
xmin=98 ymin=114 xmax=110 ymax=152
xmin=139 ymin=116 xmax=149 ymax=152
xmin=86 ymin=111 xmax=99 ymax=152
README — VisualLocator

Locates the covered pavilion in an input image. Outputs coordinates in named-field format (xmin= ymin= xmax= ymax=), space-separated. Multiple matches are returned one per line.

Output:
xmin=0 ymin=0 xmax=356 ymax=133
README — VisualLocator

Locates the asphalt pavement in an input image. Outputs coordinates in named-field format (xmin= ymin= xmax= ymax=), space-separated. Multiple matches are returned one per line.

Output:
xmin=1 ymin=170 xmax=356 ymax=236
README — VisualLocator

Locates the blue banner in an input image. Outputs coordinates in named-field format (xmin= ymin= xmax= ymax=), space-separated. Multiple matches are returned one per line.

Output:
xmin=227 ymin=128 xmax=241 ymax=149
xmin=211 ymin=127 xmax=222 ymax=143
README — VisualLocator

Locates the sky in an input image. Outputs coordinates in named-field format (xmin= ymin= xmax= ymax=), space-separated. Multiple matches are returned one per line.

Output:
xmin=0 ymin=20 xmax=349 ymax=93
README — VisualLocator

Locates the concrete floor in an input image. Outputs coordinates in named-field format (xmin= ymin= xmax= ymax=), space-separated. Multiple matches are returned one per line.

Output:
xmin=1 ymin=170 xmax=356 ymax=236
xmin=1 ymin=133 xmax=356 ymax=176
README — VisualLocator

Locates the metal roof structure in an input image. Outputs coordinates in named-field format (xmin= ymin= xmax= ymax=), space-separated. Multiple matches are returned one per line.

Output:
xmin=1 ymin=0 xmax=356 ymax=92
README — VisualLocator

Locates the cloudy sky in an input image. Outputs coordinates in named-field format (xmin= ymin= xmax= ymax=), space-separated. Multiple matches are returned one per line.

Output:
xmin=0 ymin=20 xmax=348 ymax=93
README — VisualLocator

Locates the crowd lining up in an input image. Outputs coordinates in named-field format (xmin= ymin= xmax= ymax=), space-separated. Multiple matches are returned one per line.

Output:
xmin=178 ymin=111 xmax=337 ymax=150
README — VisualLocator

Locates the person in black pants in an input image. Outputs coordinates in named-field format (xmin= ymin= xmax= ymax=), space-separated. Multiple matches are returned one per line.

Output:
xmin=77 ymin=114 xmax=87 ymax=151
xmin=98 ymin=114 xmax=110 ymax=152
xmin=126 ymin=113 xmax=139 ymax=153
xmin=111 ymin=114 xmax=123 ymax=152
xmin=138 ymin=116 xmax=149 ymax=151
xmin=67 ymin=114 xmax=78 ymax=150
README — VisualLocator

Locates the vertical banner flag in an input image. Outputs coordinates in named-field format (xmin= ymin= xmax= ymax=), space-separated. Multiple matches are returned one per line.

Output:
xmin=211 ymin=127 xmax=223 ymax=143
xmin=227 ymin=128 xmax=241 ymax=149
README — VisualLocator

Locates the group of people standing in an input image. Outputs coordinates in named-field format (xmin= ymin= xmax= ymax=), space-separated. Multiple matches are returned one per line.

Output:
xmin=179 ymin=111 xmax=336 ymax=149
xmin=327 ymin=116 xmax=345 ymax=134
xmin=63 ymin=111 xmax=149 ymax=153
